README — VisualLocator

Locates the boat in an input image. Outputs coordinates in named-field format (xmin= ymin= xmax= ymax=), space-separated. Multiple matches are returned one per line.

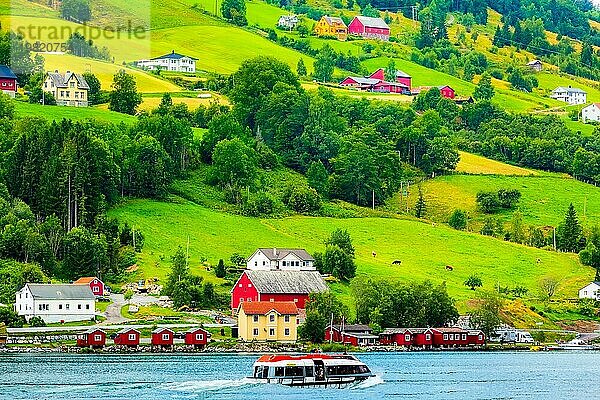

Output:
xmin=250 ymin=353 xmax=375 ymax=387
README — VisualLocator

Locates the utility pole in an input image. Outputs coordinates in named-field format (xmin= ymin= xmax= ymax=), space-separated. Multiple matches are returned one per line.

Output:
xmin=372 ymin=190 xmax=375 ymax=210
xmin=186 ymin=235 xmax=190 ymax=268
xmin=553 ymin=227 xmax=557 ymax=251
xmin=132 ymin=225 xmax=136 ymax=250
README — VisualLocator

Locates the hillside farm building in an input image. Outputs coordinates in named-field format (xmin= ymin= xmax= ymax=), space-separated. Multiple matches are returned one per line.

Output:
xmin=137 ymin=50 xmax=197 ymax=73
xmin=15 ymin=283 xmax=95 ymax=323
xmin=348 ymin=16 xmax=390 ymax=41
xmin=0 ymin=65 xmax=18 ymax=98
xmin=314 ymin=16 xmax=348 ymax=40
xmin=550 ymin=86 xmax=587 ymax=105
xmin=44 ymin=70 xmax=90 ymax=107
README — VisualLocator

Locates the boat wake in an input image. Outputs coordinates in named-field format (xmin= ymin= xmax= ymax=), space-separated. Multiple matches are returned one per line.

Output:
xmin=161 ymin=378 xmax=258 ymax=392
xmin=352 ymin=375 xmax=384 ymax=390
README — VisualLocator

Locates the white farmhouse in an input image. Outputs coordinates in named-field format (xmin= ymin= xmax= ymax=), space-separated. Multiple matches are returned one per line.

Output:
xmin=579 ymin=282 xmax=600 ymax=300
xmin=136 ymin=50 xmax=197 ymax=73
xmin=278 ymin=15 xmax=299 ymax=30
xmin=550 ymin=86 xmax=587 ymax=105
xmin=15 ymin=284 xmax=96 ymax=323
xmin=581 ymin=103 xmax=600 ymax=123
xmin=247 ymin=248 xmax=315 ymax=271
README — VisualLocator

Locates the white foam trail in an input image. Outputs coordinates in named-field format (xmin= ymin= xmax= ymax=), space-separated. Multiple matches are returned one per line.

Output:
xmin=162 ymin=378 xmax=257 ymax=392
xmin=352 ymin=375 xmax=384 ymax=389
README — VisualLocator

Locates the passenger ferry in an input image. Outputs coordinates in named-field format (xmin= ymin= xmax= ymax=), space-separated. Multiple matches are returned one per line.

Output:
xmin=250 ymin=353 xmax=375 ymax=387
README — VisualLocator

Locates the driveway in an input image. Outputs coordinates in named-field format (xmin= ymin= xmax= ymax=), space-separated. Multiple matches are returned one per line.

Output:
xmin=100 ymin=294 xmax=130 ymax=325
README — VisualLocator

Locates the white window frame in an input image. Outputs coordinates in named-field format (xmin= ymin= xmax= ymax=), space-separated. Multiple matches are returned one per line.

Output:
xmin=269 ymin=328 xmax=276 ymax=336
xmin=443 ymin=334 xmax=448 ymax=340
xmin=195 ymin=333 xmax=204 ymax=341
xmin=128 ymin=333 xmax=136 ymax=341
xmin=94 ymin=334 xmax=102 ymax=341
xmin=162 ymin=333 xmax=170 ymax=341
xmin=284 ymin=328 xmax=290 ymax=336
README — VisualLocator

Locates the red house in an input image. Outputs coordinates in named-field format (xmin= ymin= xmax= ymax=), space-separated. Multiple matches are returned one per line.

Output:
xmin=0 ymin=65 xmax=17 ymax=98
xmin=74 ymin=277 xmax=106 ymax=297
xmin=339 ymin=76 xmax=381 ymax=90
xmin=231 ymin=270 xmax=328 ymax=313
xmin=468 ymin=330 xmax=486 ymax=345
xmin=151 ymin=327 xmax=174 ymax=347
xmin=395 ymin=70 xmax=412 ymax=90
xmin=185 ymin=327 xmax=211 ymax=348
xmin=324 ymin=324 xmax=378 ymax=346
xmin=438 ymin=85 xmax=456 ymax=99
xmin=373 ymin=81 xmax=410 ymax=94
xmin=348 ymin=16 xmax=390 ymax=41
xmin=379 ymin=328 xmax=414 ymax=346
xmin=114 ymin=328 xmax=140 ymax=347
xmin=431 ymin=327 xmax=470 ymax=347
xmin=77 ymin=328 xmax=106 ymax=348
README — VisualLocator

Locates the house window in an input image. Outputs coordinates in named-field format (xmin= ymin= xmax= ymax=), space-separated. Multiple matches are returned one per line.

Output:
xmin=196 ymin=333 xmax=204 ymax=341
xmin=86 ymin=304 xmax=90 ymax=310
xmin=25 ymin=293 xmax=28 ymax=298
xmin=94 ymin=335 xmax=101 ymax=341
xmin=254 ymin=261 xmax=257 ymax=266
xmin=93 ymin=287 xmax=99 ymax=293
xmin=162 ymin=334 xmax=170 ymax=340
xmin=269 ymin=328 xmax=275 ymax=336
xmin=284 ymin=328 xmax=290 ymax=336
xmin=253 ymin=315 xmax=259 ymax=323
xmin=253 ymin=328 xmax=259 ymax=336
xmin=248 ymin=284 xmax=252 ymax=288
xmin=70 ymin=82 xmax=75 ymax=88
xmin=247 ymin=298 xmax=251 ymax=302
xmin=479 ymin=334 xmax=483 ymax=340
xmin=66 ymin=304 xmax=70 ymax=310
xmin=462 ymin=334 xmax=467 ymax=340
xmin=128 ymin=333 xmax=136 ymax=341
xmin=59 ymin=304 xmax=63 ymax=310
xmin=284 ymin=315 xmax=290 ymax=323
xmin=405 ymin=334 xmax=411 ymax=341
xmin=449 ymin=334 xmax=454 ymax=340
xmin=78 ymin=304 xmax=82 ymax=310
xmin=443 ymin=334 xmax=448 ymax=340
xmin=238 ymin=284 xmax=242 ymax=288
xmin=269 ymin=314 xmax=275 ymax=322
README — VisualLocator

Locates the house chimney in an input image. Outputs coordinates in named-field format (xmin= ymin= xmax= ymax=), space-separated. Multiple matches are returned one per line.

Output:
xmin=66 ymin=70 xmax=71 ymax=74
xmin=54 ymin=69 xmax=58 ymax=73
xmin=273 ymin=247 xmax=277 ymax=256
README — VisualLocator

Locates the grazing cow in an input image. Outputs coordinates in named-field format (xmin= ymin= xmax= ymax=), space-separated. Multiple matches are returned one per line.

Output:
xmin=445 ymin=265 xmax=454 ymax=271
xmin=536 ymin=258 xmax=541 ymax=263
xmin=392 ymin=260 xmax=402 ymax=265
xmin=372 ymin=251 xmax=377 ymax=258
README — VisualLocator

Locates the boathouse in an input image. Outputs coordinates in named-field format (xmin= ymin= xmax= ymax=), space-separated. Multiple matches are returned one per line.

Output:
xmin=324 ymin=324 xmax=379 ymax=346
xmin=151 ymin=327 xmax=174 ymax=348
xmin=77 ymin=328 xmax=106 ymax=348
xmin=184 ymin=327 xmax=211 ymax=348
xmin=114 ymin=328 xmax=140 ymax=347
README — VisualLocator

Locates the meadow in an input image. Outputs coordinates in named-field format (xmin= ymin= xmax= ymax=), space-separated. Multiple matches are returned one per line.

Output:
xmin=109 ymin=198 xmax=592 ymax=306
xmin=14 ymin=101 xmax=137 ymax=124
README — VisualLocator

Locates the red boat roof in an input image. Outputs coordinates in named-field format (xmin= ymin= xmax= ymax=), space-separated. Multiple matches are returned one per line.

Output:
xmin=256 ymin=354 xmax=354 ymax=363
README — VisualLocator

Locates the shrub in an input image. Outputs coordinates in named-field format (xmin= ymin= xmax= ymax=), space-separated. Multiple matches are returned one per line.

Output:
xmin=29 ymin=316 xmax=46 ymax=327
xmin=448 ymin=209 xmax=467 ymax=230
xmin=286 ymin=186 xmax=321 ymax=213
xmin=242 ymin=192 xmax=278 ymax=216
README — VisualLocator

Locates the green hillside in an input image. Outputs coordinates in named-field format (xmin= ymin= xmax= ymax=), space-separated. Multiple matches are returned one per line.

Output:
xmin=14 ymin=101 xmax=137 ymax=124
xmin=109 ymin=198 xmax=591 ymax=304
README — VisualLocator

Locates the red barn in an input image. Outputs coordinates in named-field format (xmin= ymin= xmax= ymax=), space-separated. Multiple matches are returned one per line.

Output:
xmin=395 ymin=70 xmax=412 ymax=89
xmin=438 ymin=85 xmax=456 ymax=99
xmin=340 ymin=76 xmax=381 ymax=90
xmin=74 ymin=277 xmax=106 ymax=297
xmin=151 ymin=327 xmax=174 ymax=347
xmin=185 ymin=327 xmax=211 ymax=348
xmin=0 ymin=65 xmax=17 ymax=98
xmin=412 ymin=328 xmax=435 ymax=347
xmin=231 ymin=270 xmax=327 ymax=314
xmin=373 ymin=81 xmax=410 ymax=94
xmin=348 ymin=16 xmax=390 ymax=41
xmin=467 ymin=330 xmax=485 ymax=345
xmin=324 ymin=324 xmax=378 ymax=346
xmin=114 ymin=328 xmax=140 ymax=347
xmin=77 ymin=328 xmax=106 ymax=348
xmin=379 ymin=328 xmax=414 ymax=346
xmin=368 ymin=68 xmax=412 ymax=91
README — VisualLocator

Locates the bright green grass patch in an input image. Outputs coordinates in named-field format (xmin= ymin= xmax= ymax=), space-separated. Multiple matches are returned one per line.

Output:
xmin=406 ymin=174 xmax=600 ymax=227
xmin=536 ymin=72 xmax=600 ymax=104
xmin=95 ymin=300 xmax=112 ymax=313
xmin=109 ymin=198 xmax=592 ymax=304
xmin=14 ymin=101 xmax=137 ymax=124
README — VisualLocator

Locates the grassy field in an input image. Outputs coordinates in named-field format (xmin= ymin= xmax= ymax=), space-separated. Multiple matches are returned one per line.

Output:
xmin=140 ymin=92 xmax=229 ymax=110
xmin=402 ymin=174 xmax=600 ymax=227
xmin=456 ymin=152 xmax=539 ymax=176
xmin=109 ymin=198 xmax=592 ymax=306
xmin=14 ymin=101 xmax=137 ymax=124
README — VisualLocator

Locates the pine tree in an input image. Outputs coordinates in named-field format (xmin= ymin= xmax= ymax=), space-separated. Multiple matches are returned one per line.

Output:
xmin=415 ymin=186 xmax=426 ymax=218
xmin=473 ymin=73 xmax=494 ymax=101
xmin=296 ymin=58 xmax=307 ymax=77
xmin=215 ymin=258 xmax=226 ymax=278
xmin=492 ymin=25 xmax=502 ymax=46
xmin=557 ymin=203 xmax=583 ymax=252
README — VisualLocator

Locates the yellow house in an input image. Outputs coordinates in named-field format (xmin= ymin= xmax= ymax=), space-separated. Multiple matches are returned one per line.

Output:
xmin=43 ymin=70 xmax=90 ymax=107
xmin=238 ymin=301 xmax=299 ymax=343
xmin=314 ymin=15 xmax=348 ymax=40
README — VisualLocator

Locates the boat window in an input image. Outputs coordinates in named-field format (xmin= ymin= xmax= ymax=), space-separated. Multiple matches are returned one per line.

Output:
xmin=305 ymin=366 xmax=314 ymax=377
xmin=254 ymin=366 xmax=269 ymax=378
xmin=285 ymin=366 xmax=304 ymax=377
xmin=275 ymin=367 xmax=285 ymax=377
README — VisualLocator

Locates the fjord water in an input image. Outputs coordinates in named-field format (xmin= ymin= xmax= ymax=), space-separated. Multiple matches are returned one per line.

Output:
xmin=0 ymin=351 xmax=597 ymax=399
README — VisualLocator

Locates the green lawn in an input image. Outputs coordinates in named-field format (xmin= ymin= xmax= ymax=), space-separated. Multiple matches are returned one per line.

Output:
xmin=14 ymin=101 xmax=137 ymax=124
xmin=109 ymin=198 xmax=592 ymax=305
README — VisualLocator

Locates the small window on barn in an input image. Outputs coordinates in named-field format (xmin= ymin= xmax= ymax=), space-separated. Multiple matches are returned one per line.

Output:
xmin=247 ymin=298 xmax=251 ymax=302
xmin=443 ymin=334 xmax=448 ymax=340
xmin=93 ymin=287 xmax=99 ymax=293
xmin=462 ymin=334 xmax=467 ymax=340
xmin=270 ymin=298 xmax=274 ymax=302
xmin=94 ymin=335 xmax=101 ymax=341
xmin=248 ymin=284 xmax=252 ymax=288
xmin=196 ymin=333 xmax=204 ymax=341
xmin=293 ymin=298 xmax=298 ymax=303
xmin=239 ymin=284 xmax=242 ymax=288
xmin=479 ymin=334 xmax=483 ymax=340
xmin=128 ymin=333 xmax=136 ymax=341
xmin=405 ymin=334 xmax=410 ymax=341
xmin=162 ymin=334 xmax=169 ymax=340
xmin=253 ymin=315 xmax=259 ymax=323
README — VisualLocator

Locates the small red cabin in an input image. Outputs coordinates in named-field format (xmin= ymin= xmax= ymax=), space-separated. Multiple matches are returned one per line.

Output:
xmin=114 ymin=328 xmax=140 ymax=347
xmin=379 ymin=328 xmax=414 ymax=346
xmin=151 ymin=327 xmax=174 ymax=347
xmin=467 ymin=330 xmax=486 ymax=345
xmin=0 ymin=65 xmax=17 ymax=98
xmin=324 ymin=324 xmax=378 ymax=346
xmin=438 ymin=85 xmax=456 ymax=99
xmin=74 ymin=277 xmax=106 ymax=296
xmin=185 ymin=327 xmax=211 ymax=348
xmin=431 ymin=328 xmax=470 ymax=347
xmin=77 ymin=328 xmax=106 ymax=348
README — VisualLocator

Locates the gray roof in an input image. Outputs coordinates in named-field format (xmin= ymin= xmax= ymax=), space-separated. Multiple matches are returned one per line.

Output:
xmin=553 ymin=86 xmax=586 ymax=94
xmin=343 ymin=76 xmax=381 ymax=85
xmin=152 ymin=327 xmax=174 ymax=334
xmin=354 ymin=16 xmax=389 ymax=30
xmin=26 ymin=284 xmax=95 ymax=300
xmin=256 ymin=248 xmax=315 ymax=262
xmin=324 ymin=16 xmax=346 ymax=26
xmin=117 ymin=328 xmax=140 ymax=334
xmin=329 ymin=324 xmax=372 ymax=333
xmin=526 ymin=59 xmax=542 ymax=65
xmin=245 ymin=270 xmax=328 ymax=294
xmin=395 ymin=70 xmax=411 ymax=78
xmin=46 ymin=71 xmax=90 ymax=90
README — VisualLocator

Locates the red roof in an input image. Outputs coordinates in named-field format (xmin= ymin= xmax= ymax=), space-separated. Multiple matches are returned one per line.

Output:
xmin=256 ymin=354 xmax=353 ymax=362
xmin=74 ymin=277 xmax=99 ymax=284
xmin=239 ymin=301 xmax=299 ymax=315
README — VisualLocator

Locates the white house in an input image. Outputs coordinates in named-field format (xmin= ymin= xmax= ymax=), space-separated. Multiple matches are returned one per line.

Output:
xmin=247 ymin=248 xmax=315 ymax=271
xmin=278 ymin=15 xmax=299 ymax=30
xmin=550 ymin=86 xmax=587 ymax=105
xmin=579 ymin=282 xmax=600 ymax=300
xmin=581 ymin=103 xmax=600 ymax=123
xmin=136 ymin=50 xmax=197 ymax=73
xmin=15 ymin=283 xmax=96 ymax=323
